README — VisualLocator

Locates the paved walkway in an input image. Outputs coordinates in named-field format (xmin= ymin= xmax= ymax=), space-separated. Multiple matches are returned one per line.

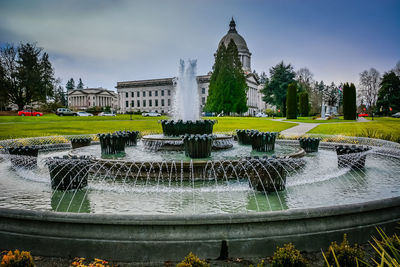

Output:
xmin=273 ymin=117 xmax=370 ymax=136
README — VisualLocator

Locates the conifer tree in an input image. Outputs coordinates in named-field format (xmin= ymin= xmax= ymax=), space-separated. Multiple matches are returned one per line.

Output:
xmin=343 ymin=83 xmax=357 ymax=120
xmin=299 ymin=91 xmax=309 ymax=117
xmin=66 ymin=78 xmax=75 ymax=91
xmin=205 ymin=39 xmax=247 ymax=114
xmin=286 ymin=83 xmax=297 ymax=119
xmin=77 ymin=78 xmax=84 ymax=89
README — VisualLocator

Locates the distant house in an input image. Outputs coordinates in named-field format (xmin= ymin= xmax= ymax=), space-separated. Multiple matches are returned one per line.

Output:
xmin=68 ymin=88 xmax=117 ymax=110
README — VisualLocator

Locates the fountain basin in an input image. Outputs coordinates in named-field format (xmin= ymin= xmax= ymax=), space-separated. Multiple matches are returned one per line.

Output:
xmin=0 ymin=135 xmax=400 ymax=262
xmin=1 ymin=197 xmax=399 ymax=262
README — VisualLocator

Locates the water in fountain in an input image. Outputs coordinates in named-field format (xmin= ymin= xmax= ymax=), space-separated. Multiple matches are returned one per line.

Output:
xmin=172 ymin=59 xmax=200 ymax=121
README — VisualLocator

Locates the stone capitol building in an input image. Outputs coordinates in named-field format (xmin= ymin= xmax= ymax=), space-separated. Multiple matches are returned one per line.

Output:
xmin=116 ymin=19 xmax=266 ymax=116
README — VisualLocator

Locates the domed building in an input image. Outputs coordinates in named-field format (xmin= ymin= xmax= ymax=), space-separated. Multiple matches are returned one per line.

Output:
xmin=217 ymin=18 xmax=252 ymax=73
xmin=116 ymin=19 xmax=266 ymax=116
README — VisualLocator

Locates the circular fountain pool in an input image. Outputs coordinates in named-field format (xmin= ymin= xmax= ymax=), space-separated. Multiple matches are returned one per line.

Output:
xmin=0 ymin=135 xmax=399 ymax=262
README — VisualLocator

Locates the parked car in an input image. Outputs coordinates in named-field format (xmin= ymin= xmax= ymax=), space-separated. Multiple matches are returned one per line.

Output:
xmin=76 ymin=111 xmax=93 ymax=117
xmin=142 ymin=112 xmax=161 ymax=117
xmin=255 ymin=112 xmax=268 ymax=117
xmin=392 ymin=112 xmax=400 ymax=118
xmin=358 ymin=113 xmax=369 ymax=117
xmin=98 ymin=112 xmax=116 ymax=116
xmin=56 ymin=108 xmax=77 ymax=116
xmin=18 ymin=110 xmax=43 ymax=116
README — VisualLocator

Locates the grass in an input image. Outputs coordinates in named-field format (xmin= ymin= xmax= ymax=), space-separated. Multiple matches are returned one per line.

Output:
xmin=308 ymin=119 xmax=400 ymax=142
xmin=0 ymin=115 xmax=295 ymax=140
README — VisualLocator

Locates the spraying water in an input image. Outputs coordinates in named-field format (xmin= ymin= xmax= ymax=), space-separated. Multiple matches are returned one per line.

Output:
xmin=172 ymin=59 xmax=200 ymax=121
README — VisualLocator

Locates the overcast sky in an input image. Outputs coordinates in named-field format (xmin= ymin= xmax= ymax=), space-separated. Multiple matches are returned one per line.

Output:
xmin=0 ymin=0 xmax=399 ymax=91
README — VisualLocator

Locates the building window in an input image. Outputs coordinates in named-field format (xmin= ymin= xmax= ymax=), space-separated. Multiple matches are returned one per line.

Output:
xmin=168 ymin=90 xmax=171 ymax=96
xmin=125 ymin=92 xmax=128 ymax=98
xmin=168 ymin=99 xmax=171 ymax=106
xmin=125 ymin=101 xmax=128 ymax=108
xmin=161 ymin=99 xmax=164 ymax=106
xmin=202 ymin=88 xmax=205 ymax=94
xmin=155 ymin=99 xmax=158 ymax=106
xmin=149 ymin=91 xmax=152 ymax=97
xmin=155 ymin=91 xmax=158 ymax=96
xmin=143 ymin=100 xmax=146 ymax=107
xmin=131 ymin=92 xmax=134 ymax=97
xmin=137 ymin=91 xmax=140 ymax=97
xmin=131 ymin=100 xmax=134 ymax=107
xmin=93 ymin=96 xmax=95 ymax=99
xmin=137 ymin=100 xmax=140 ymax=107
xmin=143 ymin=91 xmax=146 ymax=97
xmin=149 ymin=100 xmax=152 ymax=106
xmin=202 ymin=97 xmax=205 ymax=105
xmin=161 ymin=90 xmax=164 ymax=96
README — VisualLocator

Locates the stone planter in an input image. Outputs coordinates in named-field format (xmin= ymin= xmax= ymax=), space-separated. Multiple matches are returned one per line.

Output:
xmin=8 ymin=146 xmax=39 ymax=168
xmin=70 ymin=137 xmax=92 ymax=149
xmin=335 ymin=145 xmax=371 ymax=169
xmin=115 ymin=131 xmax=139 ymax=146
xmin=250 ymin=132 xmax=278 ymax=152
xmin=298 ymin=137 xmax=320 ymax=153
xmin=236 ymin=129 xmax=259 ymax=145
xmin=160 ymin=120 xmax=216 ymax=136
xmin=183 ymin=134 xmax=215 ymax=158
xmin=46 ymin=155 xmax=91 ymax=191
xmin=97 ymin=132 xmax=127 ymax=155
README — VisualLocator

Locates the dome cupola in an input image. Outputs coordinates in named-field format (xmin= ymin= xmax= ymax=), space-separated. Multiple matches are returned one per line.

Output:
xmin=217 ymin=18 xmax=252 ymax=72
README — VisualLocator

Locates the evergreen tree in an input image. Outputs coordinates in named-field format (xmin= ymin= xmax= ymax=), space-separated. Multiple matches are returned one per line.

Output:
xmin=39 ymin=52 xmax=55 ymax=100
xmin=262 ymin=61 xmax=295 ymax=116
xmin=376 ymin=71 xmax=400 ymax=115
xmin=66 ymin=78 xmax=75 ymax=91
xmin=205 ymin=39 xmax=247 ymax=114
xmin=343 ymin=83 xmax=357 ymax=120
xmin=77 ymin=78 xmax=84 ymax=89
xmin=286 ymin=83 xmax=297 ymax=119
xmin=299 ymin=92 xmax=309 ymax=117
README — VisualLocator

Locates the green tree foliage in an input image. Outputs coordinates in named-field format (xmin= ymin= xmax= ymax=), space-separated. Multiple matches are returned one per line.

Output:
xmin=286 ymin=83 xmax=297 ymax=119
xmin=205 ymin=39 xmax=248 ymax=114
xmin=77 ymin=78 xmax=84 ymax=89
xmin=376 ymin=71 xmax=400 ymax=115
xmin=262 ymin=61 xmax=295 ymax=116
xmin=299 ymin=92 xmax=310 ymax=117
xmin=343 ymin=83 xmax=357 ymax=120
xmin=0 ymin=43 xmax=55 ymax=111
xmin=66 ymin=78 xmax=75 ymax=90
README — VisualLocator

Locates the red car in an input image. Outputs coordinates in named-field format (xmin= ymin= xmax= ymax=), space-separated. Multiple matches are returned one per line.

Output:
xmin=18 ymin=110 xmax=43 ymax=116
xmin=358 ymin=113 xmax=369 ymax=117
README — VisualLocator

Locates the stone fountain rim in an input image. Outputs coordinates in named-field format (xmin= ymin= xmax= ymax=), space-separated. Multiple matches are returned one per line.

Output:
xmin=1 ymin=196 xmax=399 ymax=225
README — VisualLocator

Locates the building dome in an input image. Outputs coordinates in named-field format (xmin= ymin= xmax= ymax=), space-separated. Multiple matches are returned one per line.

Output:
xmin=218 ymin=19 xmax=250 ymax=54
xmin=217 ymin=18 xmax=252 ymax=72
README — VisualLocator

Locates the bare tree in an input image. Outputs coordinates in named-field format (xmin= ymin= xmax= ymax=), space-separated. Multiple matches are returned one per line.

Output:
xmin=358 ymin=68 xmax=380 ymax=109
xmin=296 ymin=67 xmax=314 ymax=91
xmin=393 ymin=60 xmax=400 ymax=77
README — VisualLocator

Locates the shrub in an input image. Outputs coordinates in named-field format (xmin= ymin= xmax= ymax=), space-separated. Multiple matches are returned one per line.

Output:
xmin=271 ymin=243 xmax=309 ymax=267
xmin=324 ymin=234 xmax=364 ymax=267
xmin=286 ymin=83 xmax=298 ymax=119
xmin=1 ymin=249 xmax=34 ymax=267
xmin=176 ymin=252 xmax=209 ymax=267
xmin=299 ymin=92 xmax=310 ymax=117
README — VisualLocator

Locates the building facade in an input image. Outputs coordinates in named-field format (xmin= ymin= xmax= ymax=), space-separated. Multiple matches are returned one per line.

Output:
xmin=116 ymin=19 xmax=266 ymax=115
xmin=68 ymin=88 xmax=118 ymax=110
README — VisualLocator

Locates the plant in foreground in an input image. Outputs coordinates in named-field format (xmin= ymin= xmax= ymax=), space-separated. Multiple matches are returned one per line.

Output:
xmin=176 ymin=252 xmax=209 ymax=267
xmin=271 ymin=243 xmax=309 ymax=267
xmin=1 ymin=249 xmax=34 ymax=267
xmin=323 ymin=234 xmax=364 ymax=267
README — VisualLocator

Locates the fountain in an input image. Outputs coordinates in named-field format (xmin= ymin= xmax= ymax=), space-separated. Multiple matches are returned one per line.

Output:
xmin=0 ymin=61 xmax=400 ymax=263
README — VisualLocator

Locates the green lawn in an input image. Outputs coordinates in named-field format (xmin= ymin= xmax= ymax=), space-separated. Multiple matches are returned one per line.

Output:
xmin=0 ymin=115 xmax=295 ymax=140
xmin=308 ymin=119 xmax=400 ymax=142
